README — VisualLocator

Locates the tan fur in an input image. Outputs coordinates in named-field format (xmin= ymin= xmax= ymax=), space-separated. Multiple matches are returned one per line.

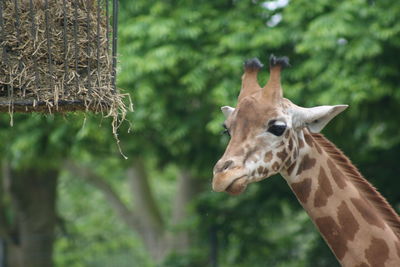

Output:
xmin=310 ymin=132 xmax=400 ymax=238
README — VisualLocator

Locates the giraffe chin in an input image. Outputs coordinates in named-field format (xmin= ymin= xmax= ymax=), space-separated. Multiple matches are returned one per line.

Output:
xmin=225 ymin=177 xmax=248 ymax=195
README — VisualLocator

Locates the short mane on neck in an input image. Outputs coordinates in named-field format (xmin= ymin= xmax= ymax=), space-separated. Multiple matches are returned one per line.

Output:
xmin=310 ymin=132 xmax=400 ymax=238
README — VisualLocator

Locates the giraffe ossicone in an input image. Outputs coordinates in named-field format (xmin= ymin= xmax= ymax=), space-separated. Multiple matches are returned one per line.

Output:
xmin=212 ymin=55 xmax=400 ymax=266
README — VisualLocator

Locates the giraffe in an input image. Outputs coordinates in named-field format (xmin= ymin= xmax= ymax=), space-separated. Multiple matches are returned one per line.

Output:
xmin=212 ymin=55 xmax=400 ymax=267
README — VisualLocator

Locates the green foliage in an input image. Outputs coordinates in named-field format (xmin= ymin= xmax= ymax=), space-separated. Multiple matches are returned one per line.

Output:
xmin=117 ymin=0 xmax=400 ymax=265
xmin=0 ymin=114 xmax=77 ymax=168
xmin=0 ymin=112 xmax=124 ymax=169
xmin=196 ymin=176 xmax=338 ymax=267
xmin=1 ymin=0 xmax=399 ymax=266
xmin=55 ymin=171 xmax=151 ymax=267
xmin=118 ymin=0 xmax=284 ymax=171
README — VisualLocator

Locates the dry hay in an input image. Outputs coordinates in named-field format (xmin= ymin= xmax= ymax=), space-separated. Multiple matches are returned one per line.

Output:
xmin=0 ymin=0 xmax=130 ymax=131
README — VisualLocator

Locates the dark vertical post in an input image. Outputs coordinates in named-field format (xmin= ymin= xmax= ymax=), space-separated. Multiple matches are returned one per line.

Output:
xmin=9 ymin=167 xmax=59 ymax=267
xmin=210 ymin=225 xmax=218 ymax=267
xmin=111 ymin=0 xmax=118 ymax=94
xmin=0 ymin=238 xmax=5 ymax=267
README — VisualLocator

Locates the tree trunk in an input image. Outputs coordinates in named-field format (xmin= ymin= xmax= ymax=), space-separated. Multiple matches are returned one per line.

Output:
xmin=6 ymin=243 xmax=22 ymax=267
xmin=65 ymin=159 xmax=168 ymax=261
xmin=127 ymin=159 xmax=166 ymax=261
xmin=0 ymin=238 xmax=6 ymax=267
xmin=65 ymin=160 xmax=203 ymax=263
xmin=5 ymin=166 xmax=58 ymax=267
xmin=168 ymin=169 xmax=202 ymax=253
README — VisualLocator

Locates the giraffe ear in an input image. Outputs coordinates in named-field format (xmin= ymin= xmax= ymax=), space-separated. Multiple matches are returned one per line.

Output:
xmin=221 ymin=106 xmax=235 ymax=118
xmin=293 ymin=105 xmax=348 ymax=133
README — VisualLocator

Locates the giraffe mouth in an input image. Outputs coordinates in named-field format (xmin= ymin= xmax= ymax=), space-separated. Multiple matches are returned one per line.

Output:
xmin=225 ymin=176 xmax=248 ymax=195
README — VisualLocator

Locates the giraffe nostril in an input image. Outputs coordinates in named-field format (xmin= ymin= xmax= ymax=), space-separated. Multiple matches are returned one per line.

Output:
xmin=222 ymin=160 xmax=234 ymax=171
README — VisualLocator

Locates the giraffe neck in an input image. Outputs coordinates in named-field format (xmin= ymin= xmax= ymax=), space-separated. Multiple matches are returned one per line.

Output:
xmin=281 ymin=131 xmax=400 ymax=267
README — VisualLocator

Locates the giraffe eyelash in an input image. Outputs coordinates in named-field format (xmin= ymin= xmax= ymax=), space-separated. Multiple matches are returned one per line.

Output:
xmin=221 ymin=123 xmax=231 ymax=137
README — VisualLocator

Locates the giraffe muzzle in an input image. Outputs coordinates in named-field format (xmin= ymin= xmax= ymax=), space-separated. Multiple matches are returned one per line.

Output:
xmin=212 ymin=169 xmax=248 ymax=195
xmin=225 ymin=176 xmax=248 ymax=195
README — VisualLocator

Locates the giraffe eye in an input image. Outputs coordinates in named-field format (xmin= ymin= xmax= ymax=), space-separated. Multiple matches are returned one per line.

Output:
xmin=268 ymin=123 xmax=286 ymax=136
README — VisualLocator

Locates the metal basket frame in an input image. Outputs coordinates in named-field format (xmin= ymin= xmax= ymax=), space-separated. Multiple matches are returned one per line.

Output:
xmin=0 ymin=0 xmax=119 ymax=113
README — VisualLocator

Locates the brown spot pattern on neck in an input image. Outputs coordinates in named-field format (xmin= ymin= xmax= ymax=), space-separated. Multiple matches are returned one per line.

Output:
xmin=291 ymin=178 xmax=312 ymax=204
xmin=337 ymin=201 xmax=359 ymax=241
xmin=315 ymin=216 xmax=347 ymax=260
xmin=365 ymin=237 xmax=389 ymax=267
xmin=351 ymin=198 xmax=386 ymax=230
xmin=296 ymin=155 xmax=316 ymax=176
xmin=315 ymin=202 xmax=361 ymax=263
xmin=310 ymin=133 xmax=400 ymax=238
xmin=286 ymin=162 xmax=296 ymax=176
xmin=327 ymin=158 xmax=347 ymax=189
xmin=314 ymin=167 xmax=333 ymax=208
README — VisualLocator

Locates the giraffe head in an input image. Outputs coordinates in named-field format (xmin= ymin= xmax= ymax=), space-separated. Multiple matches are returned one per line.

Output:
xmin=212 ymin=55 xmax=348 ymax=195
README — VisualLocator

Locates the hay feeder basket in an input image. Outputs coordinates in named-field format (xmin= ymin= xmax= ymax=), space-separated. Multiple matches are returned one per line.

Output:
xmin=0 ymin=0 xmax=124 ymax=114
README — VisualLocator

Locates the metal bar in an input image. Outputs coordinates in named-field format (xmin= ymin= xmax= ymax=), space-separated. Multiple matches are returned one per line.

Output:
xmin=61 ymin=0 xmax=68 ymax=97
xmin=96 ymin=0 xmax=101 ymax=87
xmin=44 ymin=0 xmax=55 ymax=98
xmin=11 ymin=0 xmax=22 ymax=99
xmin=0 ymin=99 xmax=88 ymax=106
xmin=0 ymin=0 xmax=10 ymax=107
xmin=0 ymin=0 xmax=7 ymax=64
xmin=105 ymin=0 xmax=111 ymax=90
xmin=73 ymin=0 xmax=79 ymax=90
xmin=0 ymin=99 xmax=110 ymax=112
xmin=13 ymin=0 xmax=23 ymax=108
xmin=0 ymin=0 xmax=3 ymax=40
xmin=106 ymin=0 xmax=109 ymax=51
xmin=111 ymin=0 xmax=118 ymax=94
xmin=29 ymin=0 xmax=40 ymax=98
xmin=13 ymin=0 xmax=21 ymax=38
xmin=86 ymin=0 xmax=91 ymax=93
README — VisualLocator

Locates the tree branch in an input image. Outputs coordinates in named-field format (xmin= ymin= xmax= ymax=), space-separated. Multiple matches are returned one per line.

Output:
xmin=63 ymin=160 xmax=142 ymax=232
xmin=168 ymin=168 xmax=203 ymax=252
xmin=65 ymin=160 xmax=169 ymax=260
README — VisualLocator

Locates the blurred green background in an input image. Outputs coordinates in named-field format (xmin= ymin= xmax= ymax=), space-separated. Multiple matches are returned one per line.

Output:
xmin=1 ymin=0 xmax=400 ymax=266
